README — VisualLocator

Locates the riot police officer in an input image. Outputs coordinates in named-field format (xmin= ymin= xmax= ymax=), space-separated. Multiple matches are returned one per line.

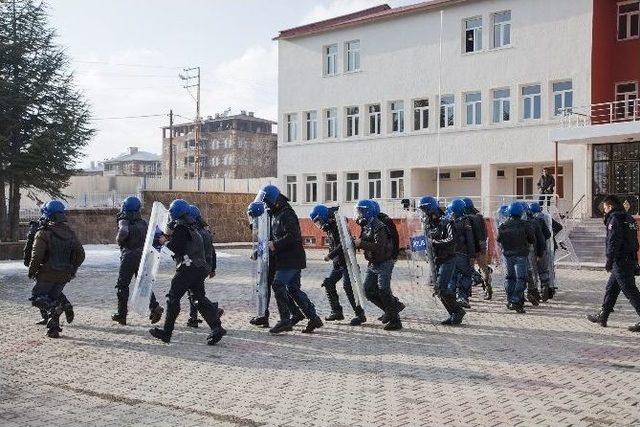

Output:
xmin=150 ymin=199 xmax=225 ymax=345
xmin=310 ymin=204 xmax=366 ymax=326
xmin=112 ymin=196 xmax=164 ymax=325
xmin=256 ymin=185 xmax=323 ymax=334
xmin=588 ymin=195 xmax=640 ymax=332
xmin=186 ymin=204 xmax=221 ymax=328
xmin=354 ymin=199 xmax=403 ymax=331
xmin=28 ymin=201 xmax=85 ymax=338
xmin=462 ymin=198 xmax=492 ymax=300
xmin=448 ymin=199 xmax=476 ymax=308
xmin=528 ymin=202 xmax=552 ymax=303
xmin=420 ymin=196 xmax=466 ymax=325
xmin=497 ymin=202 xmax=535 ymax=313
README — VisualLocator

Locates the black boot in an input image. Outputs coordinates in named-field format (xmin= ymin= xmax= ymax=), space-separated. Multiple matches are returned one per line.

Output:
xmin=149 ymin=305 xmax=164 ymax=324
xmin=483 ymin=284 xmax=493 ymax=301
xmin=207 ymin=326 xmax=226 ymax=345
xmin=150 ymin=302 xmax=178 ymax=343
xmin=384 ymin=315 xmax=402 ymax=331
xmin=250 ymin=310 xmax=270 ymax=328
xmin=439 ymin=294 xmax=456 ymax=325
xmin=587 ymin=309 xmax=610 ymax=327
xmin=323 ymin=281 xmax=344 ymax=321
xmin=302 ymin=316 xmax=324 ymax=333
xmin=37 ymin=308 xmax=49 ymax=325
xmin=628 ymin=322 xmax=640 ymax=332
xmin=112 ymin=295 xmax=128 ymax=325
xmin=527 ymin=289 xmax=540 ymax=306
xmin=349 ymin=306 xmax=366 ymax=326
xmin=46 ymin=303 xmax=63 ymax=338
xmin=269 ymin=320 xmax=293 ymax=334
xmin=64 ymin=304 xmax=74 ymax=324
xmin=540 ymin=284 xmax=550 ymax=302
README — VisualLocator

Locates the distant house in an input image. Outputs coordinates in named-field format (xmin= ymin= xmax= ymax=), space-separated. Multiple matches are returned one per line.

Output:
xmin=78 ymin=161 xmax=104 ymax=176
xmin=103 ymin=147 xmax=161 ymax=177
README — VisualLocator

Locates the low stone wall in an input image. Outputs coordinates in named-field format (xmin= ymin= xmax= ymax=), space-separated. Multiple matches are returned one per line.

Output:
xmin=0 ymin=241 xmax=25 ymax=261
xmin=142 ymin=191 xmax=254 ymax=243
xmin=66 ymin=209 xmax=120 ymax=244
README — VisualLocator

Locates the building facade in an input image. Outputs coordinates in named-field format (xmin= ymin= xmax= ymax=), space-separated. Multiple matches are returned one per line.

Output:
xmin=553 ymin=0 xmax=640 ymax=217
xmin=276 ymin=0 xmax=597 ymax=217
xmin=103 ymin=147 xmax=161 ymax=177
xmin=162 ymin=111 xmax=277 ymax=180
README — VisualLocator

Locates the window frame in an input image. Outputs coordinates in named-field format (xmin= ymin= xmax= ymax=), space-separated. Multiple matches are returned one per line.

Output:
xmin=345 ymin=106 xmax=360 ymax=138
xmin=491 ymin=10 xmax=512 ymax=48
xmin=367 ymin=171 xmax=382 ymax=199
xmin=552 ymin=80 xmax=573 ymax=117
xmin=285 ymin=113 xmax=298 ymax=142
xmin=521 ymin=84 xmax=542 ymax=120
xmin=345 ymin=172 xmax=360 ymax=202
xmin=304 ymin=175 xmax=318 ymax=203
xmin=615 ymin=81 xmax=639 ymax=120
xmin=618 ymin=0 xmax=640 ymax=41
xmin=464 ymin=91 xmax=482 ymax=126
xmin=285 ymin=175 xmax=298 ymax=203
xmin=345 ymin=40 xmax=361 ymax=72
xmin=390 ymin=101 xmax=405 ymax=133
xmin=413 ymin=98 xmax=430 ymax=131
xmin=323 ymin=44 xmax=338 ymax=76
xmin=367 ymin=104 xmax=381 ymax=135
xmin=305 ymin=110 xmax=318 ymax=141
xmin=324 ymin=108 xmax=337 ymax=138
xmin=463 ymin=16 xmax=483 ymax=53
xmin=440 ymin=94 xmax=455 ymax=128
xmin=324 ymin=173 xmax=338 ymax=203
xmin=460 ymin=170 xmax=477 ymax=179
xmin=492 ymin=88 xmax=511 ymax=123
xmin=389 ymin=170 xmax=405 ymax=199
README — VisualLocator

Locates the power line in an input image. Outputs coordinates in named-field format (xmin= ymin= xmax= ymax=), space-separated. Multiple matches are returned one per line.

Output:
xmin=74 ymin=60 xmax=184 ymax=70
xmin=91 ymin=113 xmax=168 ymax=121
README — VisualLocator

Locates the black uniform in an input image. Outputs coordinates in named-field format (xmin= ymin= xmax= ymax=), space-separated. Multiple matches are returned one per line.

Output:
xmin=187 ymin=220 xmax=217 ymax=323
xmin=152 ymin=217 xmax=224 ymax=344
xmin=601 ymin=208 xmax=640 ymax=317
xmin=114 ymin=211 xmax=161 ymax=322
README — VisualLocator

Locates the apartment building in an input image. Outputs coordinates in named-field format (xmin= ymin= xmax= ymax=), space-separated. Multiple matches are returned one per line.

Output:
xmin=275 ymin=0 xmax=595 ymax=216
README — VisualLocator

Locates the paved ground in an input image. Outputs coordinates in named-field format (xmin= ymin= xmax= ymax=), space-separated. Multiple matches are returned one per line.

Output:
xmin=1 ymin=245 xmax=639 ymax=426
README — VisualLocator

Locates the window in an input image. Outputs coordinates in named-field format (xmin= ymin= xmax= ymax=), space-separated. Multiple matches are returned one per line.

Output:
xmin=440 ymin=95 xmax=455 ymax=128
xmin=413 ymin=99 xmax=429 ymax=130
xmin=522 ymin=85 xmax=541 ymax=120
xmin=188 ymin=155 xmax=195 ymax=164
xmin=305 ymin=111 xmax=318 ymax=140
xmin=461 ymin=170 xmax=477 ymax=179
xmin=492 ymin=88 xmax=511 ymax=123
xmin=324 ymin=44 xmax=338 ymax=75
xmin=286 ymin=175 xmax=297 ymax=203
xmin=345 ymin=40 xmax=360 ymax=72
xmin=615 ymin=81 xmax=638 ymax=120
xmin=618 ymin=1 xmax=640 ymax=40
xmin=305 ymin=175 xmax=318 ymax=203
xmin=390 ymin=170 xmax=404 ymax=199
xmin=286 ymin=113 xmax=298 ymax=142
xmin=492 ymin=10 xmax=511 ymax=48
xmin=325 ymin=173 xmax=338 ymax=202
xmin=465 ymin=92 xmax=482 ymax=125
xmin=438 ymin=171 xmax=451 ymax=180
xmin=346 ymin=173 xmax=359 ymax=201
xmin=391 ymin=101 xmax=404 ymax=132
xmin=368 ymin=171 xmax=382 ymax=199
xmin=368 ymin=104 xmax=381 ymax=135
xmin=497 ymin=169 xmax=505 ymax=178
xmin=346 ymin=106 xmax=359 ymax=137
xmin=325 ymin=108 xmax=337 ymax=138
xmin=464 ymin=17 xmax=483 ymax=53
xmin=516 ymin=167 xmax=534 ymax=197
xmin=303 ymin=236 xmax=316 ymax=246
xmin=553 ymin=81 xmax=573 ymax=116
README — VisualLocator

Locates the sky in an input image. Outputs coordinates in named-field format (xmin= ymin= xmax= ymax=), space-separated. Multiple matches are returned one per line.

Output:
xmin=46 ymin=0 xmax=416 ymax=167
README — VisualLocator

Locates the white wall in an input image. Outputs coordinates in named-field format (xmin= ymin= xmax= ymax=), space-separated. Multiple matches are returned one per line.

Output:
xmin=277 ymin=0 xmax=592 ymax=213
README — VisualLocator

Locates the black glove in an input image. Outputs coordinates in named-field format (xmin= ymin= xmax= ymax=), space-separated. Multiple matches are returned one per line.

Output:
xmin=605 ymin=259 xmax=613 ymax=272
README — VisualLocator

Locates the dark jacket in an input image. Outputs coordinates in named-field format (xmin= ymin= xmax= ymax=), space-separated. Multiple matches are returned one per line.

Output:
xmin=526 ymin=216 xmax=547 ymax=258
xmin=116 ymin=212 xmax=147 ymax=256
xmin=497 ymin=217 xmax=535 ymax=257
xmin=24 ymin=218 xmax=45 ymax=267
xmin=325 ymin=221 xmax=346 ymax=268
xmin=537 ymin=174 xmax=555 ymax=194
xmin=270 ymin=200 xmax=306 ymax=270
xmin=605 ymin=208 xmax=639 ymax=263
xmin=28 ymin=221 xmax=85 ymax=282
xmin=196 ymin=221 xmax=217 ymax=273
xmin=358 ymin=217 xmax=394 ymax=264
xmin=452 ymin=215 xmax=476 ymax=258
xmin=466 ymin=211 xmax=487 ymax=253
xmin=426 ymin=216 xmax=456 ymax=264
xmin=166 ymin=218 xmax=208 ymax=271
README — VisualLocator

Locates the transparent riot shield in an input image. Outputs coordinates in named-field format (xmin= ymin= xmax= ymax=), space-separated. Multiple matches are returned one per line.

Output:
xmin=252 ymin=212 xmax=270 ymax=317
xmin=542 ymin=212 xmax=556 ymax=289
xmin=490 ymin=211 xmax=506 ymax=272
xmin=129 ymin=202 xmax=171 ymax=316
xmin=335 ymin=209 xmax=365 ymax=308
xmin=405 ymin=210 xmax=436 ymax=288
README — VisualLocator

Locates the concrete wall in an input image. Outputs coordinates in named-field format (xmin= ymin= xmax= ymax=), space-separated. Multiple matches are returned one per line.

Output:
xmin=142 ymin=191 xmax=255 ymax=243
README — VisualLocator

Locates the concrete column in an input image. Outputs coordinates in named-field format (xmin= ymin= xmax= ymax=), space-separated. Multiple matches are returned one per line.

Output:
xmin=480 ymin=162 xmax=492 ymax=216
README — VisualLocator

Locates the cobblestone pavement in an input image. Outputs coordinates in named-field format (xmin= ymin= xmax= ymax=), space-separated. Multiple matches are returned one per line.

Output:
xmin=1 ymin=245 xmax=640 ymax=426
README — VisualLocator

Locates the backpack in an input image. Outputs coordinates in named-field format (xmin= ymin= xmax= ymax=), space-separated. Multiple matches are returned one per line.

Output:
xmin=377 ymin=212 xmax=400 ymax=259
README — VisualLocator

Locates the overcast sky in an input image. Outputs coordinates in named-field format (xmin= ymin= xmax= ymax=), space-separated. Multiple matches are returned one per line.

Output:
xmin=46 ymin=0 xmax=415 ymax=167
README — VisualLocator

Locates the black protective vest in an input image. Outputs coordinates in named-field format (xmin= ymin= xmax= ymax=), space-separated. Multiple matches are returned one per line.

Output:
xmin=47 ymin=230 xmax=77 ymax=273
xmin=122 ymin=218 xmax=147 ymax=253
xmin=196 ymin=224 xmax=214 ymax=271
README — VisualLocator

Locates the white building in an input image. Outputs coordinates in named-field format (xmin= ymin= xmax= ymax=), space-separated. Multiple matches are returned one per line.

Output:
xmin=275 ymin=0 xmax=594 ymax=216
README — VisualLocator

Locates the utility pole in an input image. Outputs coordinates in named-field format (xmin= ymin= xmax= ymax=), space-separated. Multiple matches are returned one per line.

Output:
xmin=168 ymin=109 xmax=173 ymax=190
xmin=179 ymin=67 xmax=202 ymax=191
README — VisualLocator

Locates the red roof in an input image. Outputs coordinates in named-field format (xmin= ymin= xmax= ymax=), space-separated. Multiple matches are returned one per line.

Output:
xmin=274 ymin=0 xmax=470 ymax=40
